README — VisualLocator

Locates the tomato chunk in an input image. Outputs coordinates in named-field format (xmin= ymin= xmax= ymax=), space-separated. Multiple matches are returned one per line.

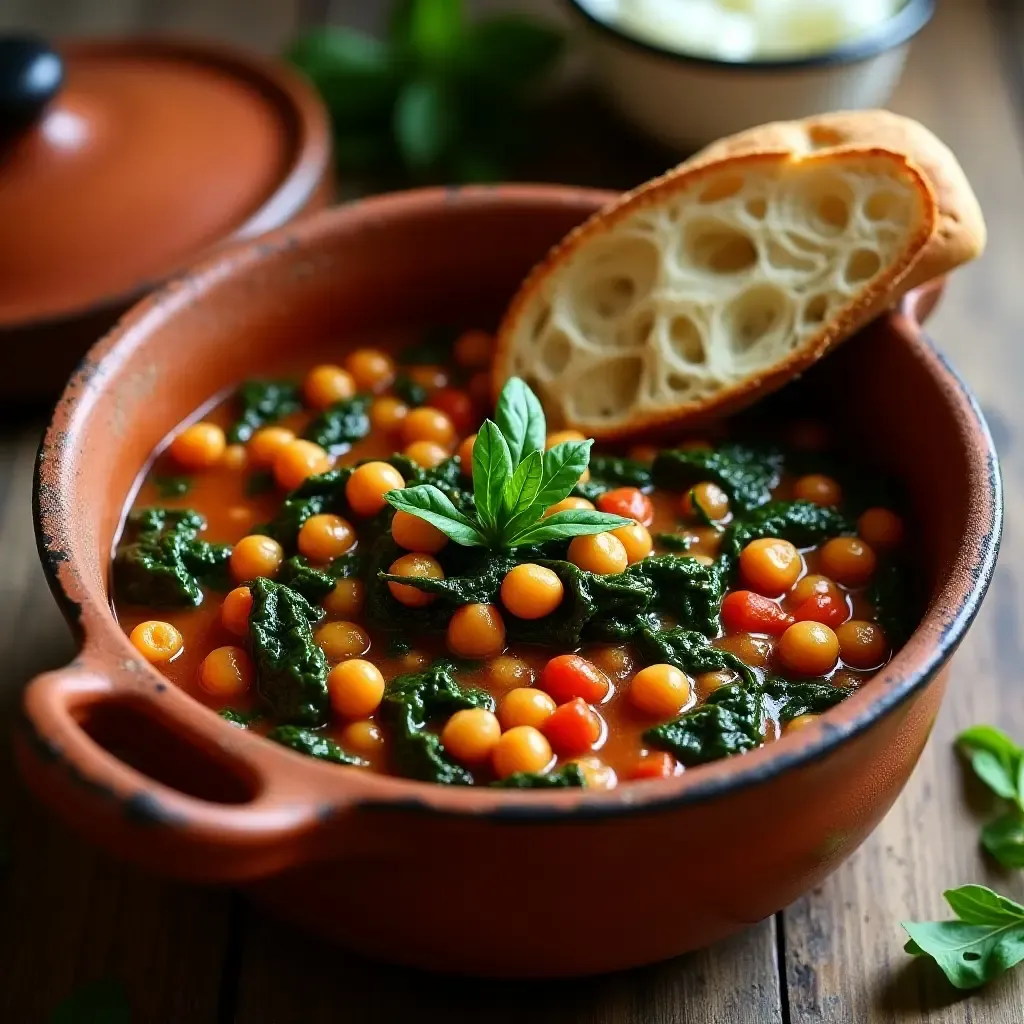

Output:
xmin=542 ymin=698 xmax=602 ymax=756
xmin=792 ymin=591 xmax=849 ymax=628
xmin=538 ymin=654 xmax=611 ymax=704
xmin=596 ymin=487 xmax=654 ymax=527
xmin=626 ymin=751 xmax=677 ymax=780
xmin=429 ymin=387 xmax=478 ymax=435
xmin=721 ymin=590 xmax=793 ymax=635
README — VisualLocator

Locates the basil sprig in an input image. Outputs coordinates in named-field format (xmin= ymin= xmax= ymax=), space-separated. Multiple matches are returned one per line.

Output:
xmin=384 ymin=378 xmax=631 ymax=548
xmin=957 ymin=725 xmax=1024 ymax=867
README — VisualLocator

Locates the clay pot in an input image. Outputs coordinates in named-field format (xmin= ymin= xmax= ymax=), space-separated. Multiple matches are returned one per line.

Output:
xmin=19 ymin=188 xmax=1000 ymax=977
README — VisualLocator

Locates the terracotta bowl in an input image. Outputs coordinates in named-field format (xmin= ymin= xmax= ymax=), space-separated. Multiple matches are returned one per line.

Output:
xmin=20 ymin=187 xmax=1000 ymax=978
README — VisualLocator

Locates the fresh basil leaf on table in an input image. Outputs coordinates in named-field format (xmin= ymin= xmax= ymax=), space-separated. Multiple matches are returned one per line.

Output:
xmin=956 ymin=725 xmax=1024 ymax=867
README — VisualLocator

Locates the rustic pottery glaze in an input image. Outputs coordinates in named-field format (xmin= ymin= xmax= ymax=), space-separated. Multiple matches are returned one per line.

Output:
xmin=20 ymin=188 xmax=1000 ymax=977
xmin=0 ymin=35 xmax=333 ymax=401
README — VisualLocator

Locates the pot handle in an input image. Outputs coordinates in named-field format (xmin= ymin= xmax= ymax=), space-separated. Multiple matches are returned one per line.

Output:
xmin=17 ymin=659 xmax=357 ymax=883
xmin=899 ymin=277 xmax=946 ymax=326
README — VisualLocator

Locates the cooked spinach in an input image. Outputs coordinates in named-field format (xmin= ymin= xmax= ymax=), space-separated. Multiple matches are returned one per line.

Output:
xmin=654 ymin=532 xmax=693 ymax=552
xmin=265 ymin=468 xmax=354 ymax=548
xmin=763 ymin=676 xmax=854 ymax=721
xmin=397 ymin=454 xmax=476 ymax=512
xmin=153 ymin=474 xmax=192 ymax=498
xmin=219 ymin=707 xmax=263 ymax=729
xmin=652 ymin=443 xmax=784 ymax=511
xmin=380 ymin=661 xmax=494 ymax=784
xmin=493 ymin=764 xmax=587 ymax=788
xmin=248 ymin=578 xmax=329 ymax=727
xmin=393 ymin=373 xmax=428 ymax=407
xmin=867 ymin=559 xmax=919 ymax=647
xmin=645 ymin=684 xmax=764 ymax=765
xmin=379 ymin=549 xmax=518 ymax=608
xmin=632 ymin=555 xmax=724 ymax=637
xmin=573 ymin=454 xmax=652 ymax=502
xmin=278 ymin=551 xmax=363 ymax=604
xmin=114 ymin=507 xmax=231 ymax=607
xmin=228 ymin=378 xmax=302 ymax=443
xmin=635 ymin=627 xmax=757 ymax=686
xmin=267 ymin=725 xmax=367 ymax=766
xmin=303 ymin=394 xmax=372 ymax=451
xmin=398 ymin=326 xmax=459 ymax=366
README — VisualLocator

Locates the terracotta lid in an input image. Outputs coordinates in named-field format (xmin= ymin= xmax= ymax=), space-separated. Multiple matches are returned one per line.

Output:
xmin=0 ymin=34 xmax=332 ymax=328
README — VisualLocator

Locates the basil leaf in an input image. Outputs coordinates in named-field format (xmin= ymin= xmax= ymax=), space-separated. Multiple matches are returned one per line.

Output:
xmin=501 ymin=449 xmax=544 ymax=528
xmin=495 ymin=377 xmax=546 ymax=467
xmin=385 ymin=484 xmax=488 ymax=546
xmin=404 ymin=0 xmax=464 ymax=64
xmin=472 ymin=421 xmax=513 ymax=532
xmin=981 ymin=812 xmax=1024 ymax=868
xmin=903 ymin=884 xmax=1024 ymax=990
xmin=957 ymin=726 xmax=1023 ymax=803
xmin=463 ymin=16 xmax=563 ymax=88
xmin=508 ymin=508 xmax=631 ymax=547
xmin=394 ymin=77 xmax=456 ymax=172
xmin=536 ymin=440 xmax=592 ymax=509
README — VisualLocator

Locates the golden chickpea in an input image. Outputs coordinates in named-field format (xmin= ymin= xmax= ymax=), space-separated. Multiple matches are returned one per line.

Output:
xmin=487 ymin=655 xmax=536 ymax=691
xmin=696 ymin=670 xmax=736 ymax=695
xmin=453 ymin=329 xmax=494 ymax=369
xmin=230 ymin=534 xmax=284 ymax=582
xmin=857 ymin=507 xmax=904 ymax=553
xmin=568 ymin=532 xmax=628 ymax=575
xmin=835 ymin=620 xmax=889 ymax=669
xmin=544 ymin=496 xmax=594 ymax=518
xmin=220 ymin=586 xmax=253 ymax=636
xmin=629 ymin=664 xmax=693 ymax=719
xmin=346 ymin=461 xmax=405 ymax=517
xmin=715 ymin=632 xmax=773 ymax=667
xmin=785 ymin=714 xmax=820 ymax=733
xmin=404 ymin=440 xmax=449 ymax=469
xmin=740 ymin=537 xmax=803 ymax=596
xmin=297 ymin=513 xmax=356 ymax=564
xmin=572 ymin=756 xmax=618 ymax=790
xmin=500 ymin=564 xmax=564 ymax=620
xmin=777 ymin=621 xmax=839 ymax=676
xmin=492 ymin=725 xmax=553 ymax=778
xmin=221 ymin=444 xmax=248 ymax=471
xmin=370 ymin=396 xmax=409 ymax=434
xmin=198 ymin=646 xmax=253 ymax=697
xmin=340 ymin=720 xmax=384 ymax=756
xmin=169 ymin=422 xmax=226 ymax=470
xmin=612 ymin=521 xmax=653 ymax=564
xmin=457 ymin=433 xmax=477 ymax=475
xmin=387 ymin=553 xmax=443 ymax=608
xmin=447 ymin=603 xmax=506 ymax=659
xmin=322 ymin=578 xmax=365 ymax=619
xmin=545 ymin=429 xmax=586 ymax=449
xmin=819 ymin=536 xmax=877 ymax=587
xmin=401 ymin=406 xmax=456 ymax=448
xmin=788 ymin=573 xmax=843 ymax=607
xmin=587 ymin=645 xmax=636 ymax=682
xmin=248 ymin=426 xmax=295 ymax=467
xmin=794 ymin=474 xmax=843 ymax=507
xmin=303 ymin=364 xmax=356 ymax=409
xmin=328 ymin=659 xmax=385 ymax=718
xmin=680 ymin=481 xmax=730 ymax=521
xmin=315 ymin=621 xmax=370 ymax=662
xmin=391 ymin=509 xmax=448 ymax=554
xmin=499 ymin=687 xmax=556 ymax=730
xmin=273 ymin=439 xmax=332 ymax=491
xmin=344 ymin=347 xmax=396 ymax=392
xmin=441 ymin=708 xmax=502 ymax=764
xmin=407 ymin=365 xmax=449 ymax=392
xmin=130 ymin=620 xmax=183 ymax=664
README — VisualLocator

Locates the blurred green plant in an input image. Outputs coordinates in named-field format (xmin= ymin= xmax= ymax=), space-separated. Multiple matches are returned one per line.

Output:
xmin=286 ymin=0 xmax=564 ymax=185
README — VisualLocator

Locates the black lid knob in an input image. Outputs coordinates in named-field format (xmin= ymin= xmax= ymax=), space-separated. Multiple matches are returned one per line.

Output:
xmin=0 ymin=34 xmax=64 ymax=135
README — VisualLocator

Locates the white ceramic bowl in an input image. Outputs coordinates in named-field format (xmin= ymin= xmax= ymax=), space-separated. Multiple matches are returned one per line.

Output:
xmin=565 ymin=0 xmax=935 ymax=151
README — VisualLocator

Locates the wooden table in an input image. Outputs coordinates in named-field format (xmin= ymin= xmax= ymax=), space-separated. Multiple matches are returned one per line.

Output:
xmin=2 ymin=1 xmax=1023 ymax=1020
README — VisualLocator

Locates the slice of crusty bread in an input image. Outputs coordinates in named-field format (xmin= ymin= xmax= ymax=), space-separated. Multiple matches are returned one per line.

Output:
xmin=686 ymin=109 xmax=985 ymax=294
xmin=494 ymin=148 xmax=936 ymax=439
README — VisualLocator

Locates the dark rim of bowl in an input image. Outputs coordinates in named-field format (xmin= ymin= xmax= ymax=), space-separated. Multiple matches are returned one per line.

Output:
xmin=564 ymin=0 xmax=936 ymax=72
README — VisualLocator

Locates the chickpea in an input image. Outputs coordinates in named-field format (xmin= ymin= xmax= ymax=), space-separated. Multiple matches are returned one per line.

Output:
xmin=441 ymin=708 xmax=502 ymax=764
xmin=408 ymin=365 xmax=449 ymax=392
xmin=387 ymin=553 xmax=443 ymax=608
xmin=740 ymin=537 xmax=803 ymax=596
xmin=680 ymin=481 xmax=730 ymax=521
xmin=304 ymin=364 xmax=356 ymax=409
xmin=819 ymin=536 xmax=877 ymax=587
xmin=568 ymin=532 xmax=628 ymax=575
xmin=297 ymin=513 xmax=356 ymax=564
xmin=487 ymin=655 xmax=536 ymax=691
xmin=500 ymin=564 xmax=564 ymax=620
xmin=221 ymin=444 xmax=248 ymax=471
xmin=273 ymin=439 xmax=332 ymax=491
xmin=788 ymin=573 xmax=843 ymax=607
xmin=587 ymin=645 xmax=636 ymax=682
xmin=453 ymin=329 xmax=494 ymax=369
xmin=777 ymin=621 xmax=840 ymax=676
xmin=248 ymin=426 xmax=295 ymax=467
xmin=857 ymin=507 xmax=904 ymax=553
xmin=447 ymin=603 xmax=506 ymax=659
xmin=328 ymin=659 xmax=385 ymax=718
xmin=227 ymin=506 xmax=256 ymax=528
xmin=499 ymin=687 xmax=556 ymax=730
xmin=344 ymin=348 xmax=396 ymax=392
xmin=794 ymin=474 xmax=842 ymax=507
xmin=401 ymin=406 xmax=456 ymax=448
xmin=391 ymin=509 xmax=448 ymax=554
xmin=220 ymin=586 xmax=254 ymax=636
xmin=198 ymin=646 xmax=253 ymax=697
xmin=629 ymin=664 xmax=693 ymax=719
xmin=612 ymin=521 xmax=653 ymax=564
xmin=315 ymin=621 xmax=370 ymax=662
xmin=835 ymin=620 xmax=889 ymax=669
xmin=404 ymin=440 xmax=449 ymax=469
xmin=322 ymin=578 xmax=365 ymax=619
xmin=341 ymin=720 xmax=384 ymax=756
xmin=370 ymin=396 xmax=408 ymax=434
xmin=130 ymin=620 xmax=183 ymax=664
xmin=492 ymin=725 xmax=553 ymax=778
xmin=544 ymin=496 xmax=594 ymax=518
xmin=696 ymin=670 xmax=736 ymax=695
xmin=572 ymin=756 xmax=618 ymax=790
xmin=457 ymin=433 xmax=477 ymax=475
xmin=785 ymin=714 xmax=820 ymax=733
xmin=169 ymin=422 xmax=226 ymax=470
xmin=346 ymin=461 xmax=405 ymax=517
xmin=545 ymin=429 xmax=586 ymax=449
xmin=715 ymin=632 xmax=773 ymax=668
xmin=230 ymin=534 xmax=284 ymax=582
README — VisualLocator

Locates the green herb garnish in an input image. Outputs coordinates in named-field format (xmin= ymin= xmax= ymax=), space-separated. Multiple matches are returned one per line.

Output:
xmin=267 ymin=725 xmax=367 ymax=766
xmin=384 ymin=378 xmax=630 ymax=549
xmin=228 ymin=379 xmax=301 ymax=443
xmin=957 ymin=726 xmax=1024 ymax=867
xmin=153 ymin=474 xmax=192 ymax=498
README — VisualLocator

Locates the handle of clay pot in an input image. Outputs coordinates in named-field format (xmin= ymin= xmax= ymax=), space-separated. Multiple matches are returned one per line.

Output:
xmin=900 ymin=277 xmax=946 ymax=326
xmin=18 ymin=662 xmax=351 ymax=883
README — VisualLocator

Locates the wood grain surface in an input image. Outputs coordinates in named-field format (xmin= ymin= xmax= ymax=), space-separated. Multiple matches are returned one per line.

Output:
xmin=0 ymin=0 xmax=1021 ymax=1020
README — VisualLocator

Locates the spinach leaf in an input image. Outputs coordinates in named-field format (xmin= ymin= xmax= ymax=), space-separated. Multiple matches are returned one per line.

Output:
xmin=981 ymin=813 xmax=1024 ymax=868
xmin=393 ymin=372 xmax=428 ymax=407
xmin=303 ymin=394 xmax=372 ymax=451
xmin=493 ymin=764 xmax=586 ymax=788
xmin=573 ymin=454 xmax=652 ymax=502
xmin=379 ymin=550 xmax=518 ymax=607
xmin=631 ymin=555 xmax=724 ymax=637
xmin=763 ymin=676 xmax=854 ymax=722
xmin=114 ymin=508 xmax=231 ymax=607
xmin=266 ymin=725 xmax=367 ymax=766
xmin=654 ymin=532 xmax=693 ymax=552
xmin=265 ymin=468 xmax=355 ymax=548
xmin=634 ymin=627 xmax=756 ymax=686
xmin=867 ymin=559 xmax=919 ymax=648
xmin=153 ymin=474 xmax=192 ymax=498
xmin=398 ymin=454 xmax=476 ymax=512
xmin=903 ymin=884 xmax=1024 ymax=990
xmin=278 ymin=552 xmax=361 ymax=604
xmin=228 ymin=379 xmax=302 ymax=443
xmin=248 ymin=578 xmax=329 ymax=727
xmin=381 ymin=661 xmax=494 ymax=784
xmin=219 ymin=707 xmax=263 ymax=729
xmin=652 ymin=443 xmax=784 ymax=512
xmin=51 ymin=979 xmax=131 ymax=1024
